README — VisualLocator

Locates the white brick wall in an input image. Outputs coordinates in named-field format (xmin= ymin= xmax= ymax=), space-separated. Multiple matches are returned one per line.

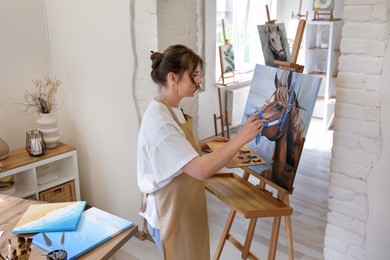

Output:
xmin=325 ymin=0 xmax=389 ymax=259
xmin=132 ymin=0 xmax=203 ymax=132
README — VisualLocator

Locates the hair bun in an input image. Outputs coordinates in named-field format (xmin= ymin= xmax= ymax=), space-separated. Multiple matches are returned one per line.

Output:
xmin=150 ymin=51 xmax=163 ymax=69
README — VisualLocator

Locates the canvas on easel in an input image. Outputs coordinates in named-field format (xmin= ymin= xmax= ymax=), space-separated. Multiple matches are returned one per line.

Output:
xmin=258 ymin=5 xmax=291 ymax=68
xmin=312 ymin=0 xmax=340 ymax=21
xmin=218 ymin=19 xmax=236 ymax=85
xmin=258 ymin=23 xmax=290 ymax=68
xmin=240 ymin=64 xmax=322 ymax=191
xmin=218 ymin=43 xmax=235 ymax=84
xmin=214 ymin=19 xmax=235 ymax=139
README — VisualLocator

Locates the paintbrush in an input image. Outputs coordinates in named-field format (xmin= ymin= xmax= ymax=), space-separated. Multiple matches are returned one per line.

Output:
xmin=235 ymin=118 xmax=269 ymax=128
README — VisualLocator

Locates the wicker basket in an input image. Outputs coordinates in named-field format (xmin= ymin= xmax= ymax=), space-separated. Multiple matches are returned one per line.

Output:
xmin=39 ymin=180 xmax=76 ymax=203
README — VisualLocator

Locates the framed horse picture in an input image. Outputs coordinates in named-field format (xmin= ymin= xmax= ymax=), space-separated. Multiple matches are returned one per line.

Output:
xmin=241 ymin=64 xmax=322 ymax=191
xmin=258 ymin=23 xmax=290 ymax=68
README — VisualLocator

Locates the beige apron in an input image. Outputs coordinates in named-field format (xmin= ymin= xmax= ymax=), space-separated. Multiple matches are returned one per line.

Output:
xmin=142 ymin=98 xmax=210 ymax=260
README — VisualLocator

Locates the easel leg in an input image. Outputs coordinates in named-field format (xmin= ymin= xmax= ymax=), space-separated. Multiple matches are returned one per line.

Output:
xmin=268 ymin=216 xmax=281 ymax=260
xmin=217 ymin=88 xmax=225 ymax=137
xmin=214 ymin=209 xmax=236 ymax=260
xmin=284 ymin=196 xmax=294 ymax=260
xmin=285 ymin=215 xmax=294 ymax=260
xmin=242 ymin=218 xmax=257 ymax=259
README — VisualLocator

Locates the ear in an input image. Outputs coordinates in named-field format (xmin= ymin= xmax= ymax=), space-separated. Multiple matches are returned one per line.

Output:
xmin=167 ymin=72 xmax=177 ymax=86
xmin=287 ymin=72 xmax=293 ymax=91
xmin=274 ymin=73 xmax=279 ymax=89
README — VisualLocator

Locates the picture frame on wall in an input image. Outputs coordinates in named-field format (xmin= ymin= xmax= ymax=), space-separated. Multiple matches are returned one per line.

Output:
xmin=313 ymin=0 xmax=335 ymax=11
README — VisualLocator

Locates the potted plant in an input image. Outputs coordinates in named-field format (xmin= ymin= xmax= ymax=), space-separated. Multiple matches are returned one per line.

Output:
xmin=23 ymin=77 xmax=62 ymax=148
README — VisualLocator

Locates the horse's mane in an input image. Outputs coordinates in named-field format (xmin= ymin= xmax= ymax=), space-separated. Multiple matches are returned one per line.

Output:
xmin=275 ymin=84 xmax=304 ymax=170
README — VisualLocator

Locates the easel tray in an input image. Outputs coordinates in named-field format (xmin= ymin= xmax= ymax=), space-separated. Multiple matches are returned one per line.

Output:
xmin=206 ymin=141 xmax=266 ymax=168
xmin=205 ymin=173 xmax=292 ymax=218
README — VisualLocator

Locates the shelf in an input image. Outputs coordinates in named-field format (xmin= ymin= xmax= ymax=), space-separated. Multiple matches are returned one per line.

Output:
xmin=308 ymin=71 xmax=327 ymax=77
xmin=305 ymin=20 xmax=343 ymax=128
xmin=14 ymin=183 xmax=36 ymax=198
xmin=308 ymin=47 xmax=329 ymax=51
xmin=0 ymin=142 xmax=80 ymax=201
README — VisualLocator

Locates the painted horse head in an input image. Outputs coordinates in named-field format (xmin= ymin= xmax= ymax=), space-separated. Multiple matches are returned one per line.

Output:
xmin=266 ymin=25 xmax=287 ymax=61
xmin=256 ymin=71 xmax=305 ymax=191
xmin=259 ymin=72 xmax=301 ymax=141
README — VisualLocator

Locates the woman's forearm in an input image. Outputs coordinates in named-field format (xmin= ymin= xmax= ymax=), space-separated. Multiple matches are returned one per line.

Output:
xmin=183 ymin=135 xmax=247 ymax=180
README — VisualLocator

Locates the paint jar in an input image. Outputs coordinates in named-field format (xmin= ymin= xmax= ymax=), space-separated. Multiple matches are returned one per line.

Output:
xmin=46 ymin=249 xmax=67 ymax=260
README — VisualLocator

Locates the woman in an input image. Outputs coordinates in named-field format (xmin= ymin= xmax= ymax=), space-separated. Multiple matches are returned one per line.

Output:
xmin=137 ymin=44 xmax=263 ymax=259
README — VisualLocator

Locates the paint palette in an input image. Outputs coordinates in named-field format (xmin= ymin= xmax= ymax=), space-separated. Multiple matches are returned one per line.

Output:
xmin=206 ymin=142 xmax=266 ymax=168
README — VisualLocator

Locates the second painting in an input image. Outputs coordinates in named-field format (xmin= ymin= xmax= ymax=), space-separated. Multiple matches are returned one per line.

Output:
xmin=241 ymin=64 xmax=322 ymax=191
xmin=258 ymin=23 xmax=290 ymax=68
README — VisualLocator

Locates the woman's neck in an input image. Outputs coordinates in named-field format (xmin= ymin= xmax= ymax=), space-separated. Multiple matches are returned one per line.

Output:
xmin=159 ymin=89 xmax=180 ymax=107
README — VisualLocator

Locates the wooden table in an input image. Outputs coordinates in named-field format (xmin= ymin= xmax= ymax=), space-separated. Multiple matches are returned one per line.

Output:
xmin=0 ymin=194 xmax=138 ymax=259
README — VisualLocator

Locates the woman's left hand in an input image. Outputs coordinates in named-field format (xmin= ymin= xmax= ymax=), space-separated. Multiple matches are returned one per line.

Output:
xmin=200 ymin=136 xmax=229 ymax=152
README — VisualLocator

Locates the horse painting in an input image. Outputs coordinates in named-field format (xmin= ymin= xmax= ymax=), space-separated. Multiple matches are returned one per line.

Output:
xmin=258 ymin=23 xmax=290 ymax=68
xmin=242 ymin=65 xmax=321 ymax=191
xmin=258 ymin=71 xmax=304 ymax=190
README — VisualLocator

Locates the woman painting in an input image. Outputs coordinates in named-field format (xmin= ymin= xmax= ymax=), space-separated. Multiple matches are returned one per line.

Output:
xmin=137 ymin=44 xmax=263 ymax=259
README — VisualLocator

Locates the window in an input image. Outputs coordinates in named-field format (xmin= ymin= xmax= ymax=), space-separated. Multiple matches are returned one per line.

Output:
xmin=216 ymin=0 xmax=276 ymax=78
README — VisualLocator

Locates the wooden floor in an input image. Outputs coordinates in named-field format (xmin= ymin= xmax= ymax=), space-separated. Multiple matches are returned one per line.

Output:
xmin=111 ymin=118 xmax=332 ymax=260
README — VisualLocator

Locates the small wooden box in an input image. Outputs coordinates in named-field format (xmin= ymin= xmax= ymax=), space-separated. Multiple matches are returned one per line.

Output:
xmin=39 ymin=180 xmax=76 ymax=203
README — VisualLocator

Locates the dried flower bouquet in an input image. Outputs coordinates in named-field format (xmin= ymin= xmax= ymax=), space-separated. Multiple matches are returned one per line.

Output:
xmin=23 ymin=76 xmax=61 ymax=114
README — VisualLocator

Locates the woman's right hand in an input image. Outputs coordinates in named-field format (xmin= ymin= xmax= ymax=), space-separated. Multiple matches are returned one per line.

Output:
xmin=236 ymin=115 xmax=263 ymax=144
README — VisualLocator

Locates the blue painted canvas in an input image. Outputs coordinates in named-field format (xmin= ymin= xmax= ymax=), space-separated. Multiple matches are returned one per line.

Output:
xmin=242 ymin=64 xmax=321 ymax=191
xmin=12 ymin=201 xmax=86 ymax=234
xmin=32 ymin=207 xmax=134 ymax=260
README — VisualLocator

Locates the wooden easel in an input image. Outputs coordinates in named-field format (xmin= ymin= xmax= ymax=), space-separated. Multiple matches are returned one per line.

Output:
xmin=274 ymin=19 xmax=306 ymax=73
xmin=313 ymin=9 xmax=340 ymax=21
xmin=291 ymin=0 xmax=308 ymax=20
xmin=265 ymin=5 xmax=277 ymax=24
xmin=206 ymin=18 xmax=307 ymax=260
xmin=214 ymin=19 xmax=236 ymax=138
xmin=213 ymin=87 xmax=230 ymax=138
xmin=218 ymin=19 xmax=236 ymax=85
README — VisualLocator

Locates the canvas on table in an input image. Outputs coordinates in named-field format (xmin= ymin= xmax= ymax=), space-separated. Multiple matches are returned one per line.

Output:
xmin=32 ymin=207 xmax=134 ymax=260
xmin=12 ymin=201 xmax=86 ymax=234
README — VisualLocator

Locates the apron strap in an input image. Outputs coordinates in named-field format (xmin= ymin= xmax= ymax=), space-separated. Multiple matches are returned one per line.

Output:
xmin=159 ymin=96 xmax=201 ymax=154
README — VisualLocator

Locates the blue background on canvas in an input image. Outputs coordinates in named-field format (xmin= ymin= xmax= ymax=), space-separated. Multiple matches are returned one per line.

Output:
xmin=32 ymin=207 xmax=134 ymax=260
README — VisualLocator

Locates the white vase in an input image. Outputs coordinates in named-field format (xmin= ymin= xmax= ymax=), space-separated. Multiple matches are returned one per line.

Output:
xmin=0 ymin=138 xmax=9 ymax=160
xmin=37 ymin=112 xmax=60 ymax=149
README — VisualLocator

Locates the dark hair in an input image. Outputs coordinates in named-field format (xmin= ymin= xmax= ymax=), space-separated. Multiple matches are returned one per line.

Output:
xmin=150 ymin=44 xmax=203 ymax=86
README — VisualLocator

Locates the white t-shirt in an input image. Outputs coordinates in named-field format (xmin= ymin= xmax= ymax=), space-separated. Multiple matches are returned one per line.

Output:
xmin=137 ymin=99 xmax=199 ymax=229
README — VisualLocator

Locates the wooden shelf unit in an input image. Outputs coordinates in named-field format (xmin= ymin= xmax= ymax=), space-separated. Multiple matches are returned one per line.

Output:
xmin=0 ymin=142 xmax=80 ymax=202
